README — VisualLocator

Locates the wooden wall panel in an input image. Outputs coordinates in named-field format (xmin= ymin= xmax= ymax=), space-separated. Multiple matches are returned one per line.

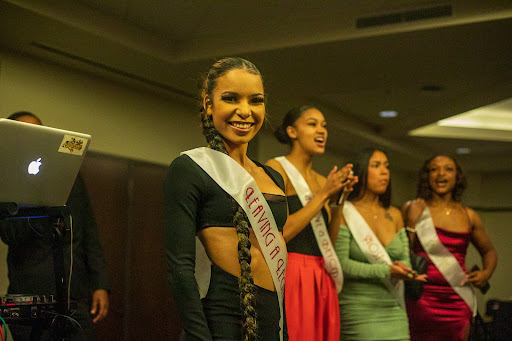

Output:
xmin=81 ymin=153 xmax=130 ymax=340
xmin=80 ymin=153 xmax=181 ymax=340
xmin=129 ymin=163 xmax=181 ymax=340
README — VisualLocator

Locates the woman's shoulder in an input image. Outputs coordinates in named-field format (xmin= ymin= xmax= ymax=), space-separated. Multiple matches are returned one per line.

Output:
xmin=386 ymin=205 xmax=404 ymax=231
xmin=166 ymin=154 xmax=206 ymax=186
xmin=462 ymin=205 xmax=479 ymax=227
xmin=256 ymin=159 xmax=286 ymax=190
xmin=387 ymin=205 xmax=401 ymax=216
xmin=265 ymin=158 xmax=287 ymax=177
xmin=168 ymin=154 xmax=197 ymax=171
xmin=386 ymin=205 xmax=401 ymax=219
xmin=264 ymin=158 xmax=290 ymax=190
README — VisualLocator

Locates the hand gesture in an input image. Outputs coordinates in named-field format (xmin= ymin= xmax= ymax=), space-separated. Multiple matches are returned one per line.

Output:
xmin=390 ymin=261 xmax=427 ymax=282
xmin=324 ymin=164 xmax=358 ymax=202
xmin=406 ymin=198 xmax=427 ymax=223
xmin=341 ymin=164 xmax=358 ymax=194
xmin=321 ymin=165 xmax=349 ymax=200
xmin=90 ymin=289 xmax=109 ymax=323
xmin=463 ymin=269 xmax=489 ymax=289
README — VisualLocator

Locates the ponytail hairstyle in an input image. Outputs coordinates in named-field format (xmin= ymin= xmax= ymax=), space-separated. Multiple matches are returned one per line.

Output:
xmin=200 ymin=57 xmax=262 ymax=341
xmin=348 ymin=148 xmax=392 ymax=208
xmin=417 ymin=155 xmax=467 ymax=202
xmin=274 ymin=105 xmax=316 ymax=146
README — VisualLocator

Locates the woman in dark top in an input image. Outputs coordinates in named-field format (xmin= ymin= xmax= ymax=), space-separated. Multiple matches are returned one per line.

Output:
xmin=164 ymin=58 xmax=287 ymax=341
xmin=266 ymin=106 xmax=356 ymax=340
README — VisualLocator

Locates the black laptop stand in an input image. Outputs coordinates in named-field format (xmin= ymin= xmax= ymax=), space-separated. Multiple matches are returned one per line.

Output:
xmin=0 ymin=202 xmax=74 ymax=340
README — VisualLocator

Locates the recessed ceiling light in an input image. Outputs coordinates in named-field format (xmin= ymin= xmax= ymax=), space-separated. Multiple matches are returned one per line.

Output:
xmin=408 ymin=98 xmax=512 ymax=142
xmin=456 ymin=147 xmax=471 ymax=154
xmin=379 ymin=110 xmax=398 ymax=118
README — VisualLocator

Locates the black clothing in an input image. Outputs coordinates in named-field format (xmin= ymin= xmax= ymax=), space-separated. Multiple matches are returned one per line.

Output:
xmin=0 ymin=173 xmax=109 ymax=339
xmin=164 ymin=154 xmax=286 ymax=341
xmin=203 ymin=265 xmax=280 ymax=340
xmin=285 ymin=195 xmax=329 ymax=257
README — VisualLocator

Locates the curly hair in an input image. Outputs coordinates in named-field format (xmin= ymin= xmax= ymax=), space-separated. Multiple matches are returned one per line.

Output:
xmin=200 ymin=57 xmax=261 ymax=340
xmin=347 ymin=148 xmax=392 ymax=208
xmin=273 ymin=105 xmax=316 ymax=146
xmin=417 ymin=155 xmax=467 ymax=202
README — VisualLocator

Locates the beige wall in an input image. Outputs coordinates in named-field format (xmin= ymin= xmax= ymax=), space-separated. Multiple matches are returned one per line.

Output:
xmin=466 ymin=172 xmax=512 ymax=313
xmin=1 ymin=51 xmax=510 ymax=316
xmin=0 ymin=51 xmax=202 ymax=166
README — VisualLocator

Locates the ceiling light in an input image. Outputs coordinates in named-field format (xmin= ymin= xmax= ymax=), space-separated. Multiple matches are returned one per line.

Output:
xmin=456 ymin=147 xmax=471 ymax=154
xmin=409 ymin=98 xmax=512 ymax=142
xmin=379 ymin=110 xmax=398 ymax=118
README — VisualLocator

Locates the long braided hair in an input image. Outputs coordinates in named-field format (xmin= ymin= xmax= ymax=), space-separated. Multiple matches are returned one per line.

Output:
xmin=200 ymin=57 xmax=262 ymax=340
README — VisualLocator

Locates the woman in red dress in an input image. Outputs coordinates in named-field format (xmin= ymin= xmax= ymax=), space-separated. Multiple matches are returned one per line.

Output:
xmin=266 ymin=106 xmax=355 ymax=340
xmin=403 ymin=155 xmax=497 ymax=341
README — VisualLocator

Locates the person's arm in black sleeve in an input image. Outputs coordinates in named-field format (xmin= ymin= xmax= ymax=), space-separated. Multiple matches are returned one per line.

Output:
xmin=68 ymin=173 xmax=110 ymax=322
xmin=68 ymin=174 xmax=110 ymax=291
xmin=164 ymin=156 xmax=212 ymax=341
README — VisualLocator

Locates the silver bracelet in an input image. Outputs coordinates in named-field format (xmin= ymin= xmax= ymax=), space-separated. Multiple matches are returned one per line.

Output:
xmin=405 ymin=226 xmax=416 ymax=233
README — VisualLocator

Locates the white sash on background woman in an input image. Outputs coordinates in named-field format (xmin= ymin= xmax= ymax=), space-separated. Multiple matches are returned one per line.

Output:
xmin=415 ymin=206 xmax=477 ymax=316
xmin=274 ymin=156 xmax=343 ymax=292
xmin=343 ymin=201 xmax=405 ymax=309
xmin=184 ymin=147 xmax=288 ymax=340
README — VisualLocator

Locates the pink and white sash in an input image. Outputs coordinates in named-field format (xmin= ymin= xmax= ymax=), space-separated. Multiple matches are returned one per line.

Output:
xmin=184 ymin=147 xmax=287 ymax=339
xmin=415 ymin=206 xmax=477 ymax=316
xmin=343 ymin=201 xmax=405 ymax=308
xmin=274 ymin=156 xmax=343 ymax=292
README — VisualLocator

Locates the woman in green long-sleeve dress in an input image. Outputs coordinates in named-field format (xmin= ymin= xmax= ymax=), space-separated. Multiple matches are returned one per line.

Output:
xmin=335 ymin=148 xmax=426 ymax=341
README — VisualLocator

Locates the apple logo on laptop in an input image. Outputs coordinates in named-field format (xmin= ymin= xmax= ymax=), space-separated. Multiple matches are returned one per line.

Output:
xmin=28 ymin=158 xmax=42 ymax=175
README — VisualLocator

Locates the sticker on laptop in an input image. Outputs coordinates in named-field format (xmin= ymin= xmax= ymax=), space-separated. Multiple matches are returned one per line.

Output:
xmin=59 ymin=134 xmax=88 ymax=155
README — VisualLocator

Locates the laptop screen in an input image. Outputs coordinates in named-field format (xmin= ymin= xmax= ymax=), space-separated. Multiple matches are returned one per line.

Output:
xmin=0 ymin=119 xmax=91 ymax=207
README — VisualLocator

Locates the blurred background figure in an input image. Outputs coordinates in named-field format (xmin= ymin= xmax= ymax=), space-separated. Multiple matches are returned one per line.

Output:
xmin=0 ymin=111 xmax=109 ymax=340
xmin=403 ymin=155 xmax=497 ymax=341
xmin=335 ymin=148 xmax=425 ymax=341
xmin=267 ymin=105 xmax=355 ymax=340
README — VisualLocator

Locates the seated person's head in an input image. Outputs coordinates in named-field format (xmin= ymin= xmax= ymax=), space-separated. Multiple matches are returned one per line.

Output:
xmin=7 ymin=111 xmax=43 ymax=125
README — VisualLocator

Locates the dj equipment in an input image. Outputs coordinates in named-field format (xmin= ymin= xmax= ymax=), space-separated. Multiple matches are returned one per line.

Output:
xmin=1 ymin=295 xmax=59 ymax=322
xmin=1 ymin=204 xmax=75 ymax=340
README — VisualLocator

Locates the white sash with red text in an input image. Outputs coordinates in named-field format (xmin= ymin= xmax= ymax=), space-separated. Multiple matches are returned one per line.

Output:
xmin=274 ymin=156 xmax=343 ymax=292
xmin=415 ymin=206 xmax=477 ymax=316
xmin=343 ymin=201 xmax=405 ymax=309
xmin=183 ymin=147 xmax=287 ymax=340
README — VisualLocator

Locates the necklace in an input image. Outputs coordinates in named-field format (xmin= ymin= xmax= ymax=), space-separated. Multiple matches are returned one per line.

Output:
xmin=354 ymin=203 xmax=378 ymax=219
xmin=444 ymin=203 xmax=457 ymax=215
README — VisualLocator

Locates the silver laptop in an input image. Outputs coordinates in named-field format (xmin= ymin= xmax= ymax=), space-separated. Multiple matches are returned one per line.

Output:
xmin=0 ymin=118 xmax=91 ymax=207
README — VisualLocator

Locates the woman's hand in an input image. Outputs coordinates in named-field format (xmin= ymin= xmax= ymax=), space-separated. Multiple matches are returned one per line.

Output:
xmin=320 ymin=165 xmax=349 ymax=201
xmin=324 ymin=164 xmax=358 ymax=202
xmin=341 ymin=164 xmax=358 ymax=195
xmin=463 ymin=269 xmax=490 ymax=289
xmin=405 ymin=198 xmax=427 ymax=224
xmin=390 ymin=261 xmax=427 ymax=282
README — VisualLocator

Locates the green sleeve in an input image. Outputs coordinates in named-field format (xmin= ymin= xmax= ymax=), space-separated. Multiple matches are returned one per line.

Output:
xmin=335 ymin=225 xmax=390 ymax=279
